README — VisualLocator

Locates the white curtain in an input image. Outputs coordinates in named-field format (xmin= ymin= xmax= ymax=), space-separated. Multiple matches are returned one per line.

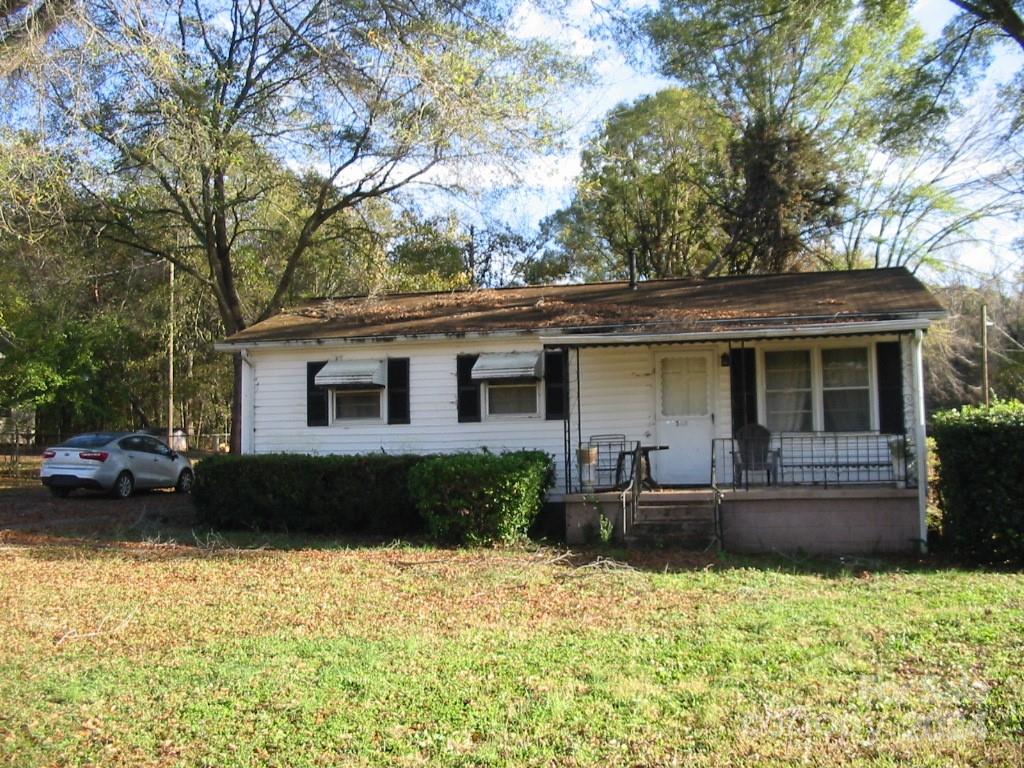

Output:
xmin=765 ymin=350 xmax=812 ymax=432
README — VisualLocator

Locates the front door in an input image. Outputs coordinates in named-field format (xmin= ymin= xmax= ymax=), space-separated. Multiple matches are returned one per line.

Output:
xmin=653 ymin=352 xmax=715 ymax=485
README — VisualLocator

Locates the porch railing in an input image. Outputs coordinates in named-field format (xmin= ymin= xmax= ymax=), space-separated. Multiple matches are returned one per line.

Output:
xmin=619 ymin=442 xmax=643 ymax=540
xmin=712 ymin=432 xmax=912 ymax=489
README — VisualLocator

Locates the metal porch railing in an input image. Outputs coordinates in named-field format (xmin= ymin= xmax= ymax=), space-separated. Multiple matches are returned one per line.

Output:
xmin=712 ymin=432 xmax=912 ymax=489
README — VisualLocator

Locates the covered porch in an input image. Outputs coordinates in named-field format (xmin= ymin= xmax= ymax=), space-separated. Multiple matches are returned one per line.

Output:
xmin=547 ymin=321 xmax=931 ymax=554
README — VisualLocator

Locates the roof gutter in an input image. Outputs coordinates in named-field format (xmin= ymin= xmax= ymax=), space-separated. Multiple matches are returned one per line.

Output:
xmin=539 ymin=317 xmax=937 ymax=347
xmin=213 ymin=314 xmax=942 ymax=352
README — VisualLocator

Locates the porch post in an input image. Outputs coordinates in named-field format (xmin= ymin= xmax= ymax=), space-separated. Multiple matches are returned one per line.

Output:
xmin=240 ymin=350 xmax=256 ymax=455
xmin=911 ymin=330 xmax=928 ymax=553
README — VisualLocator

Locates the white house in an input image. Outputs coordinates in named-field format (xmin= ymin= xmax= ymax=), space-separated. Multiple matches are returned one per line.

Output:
xmin=215 ymin=268 xmax=945 ymax=554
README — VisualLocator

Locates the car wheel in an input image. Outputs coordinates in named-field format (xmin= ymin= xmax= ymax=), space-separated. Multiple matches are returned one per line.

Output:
xmin=176 ymin=468 xmax=194 ymax=494
xmin=112 ymin=471 xmax=134 ymax=499
xmin=49 ymin=486 xmax=71 ymax=498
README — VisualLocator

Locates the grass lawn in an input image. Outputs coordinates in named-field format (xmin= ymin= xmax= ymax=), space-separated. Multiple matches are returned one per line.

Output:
xmin=0 ymin=529 xmax=1021 ymax=767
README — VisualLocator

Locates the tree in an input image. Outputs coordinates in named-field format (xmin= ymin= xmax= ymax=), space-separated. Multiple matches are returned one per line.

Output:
xmin=947 ymin=1 xmax=1024 ymax=54
xmin=538 ymin=89 xmax=730 ymax=281
xmin=835 ymin=100 xmax=1020 ymax=271
xmin=635 ymin=0 xmax=952 ymax=273
xmin=25 ymin=0 xmax=582 ymax=449
xmin=0 ymin=1 xmax=74 ymax=63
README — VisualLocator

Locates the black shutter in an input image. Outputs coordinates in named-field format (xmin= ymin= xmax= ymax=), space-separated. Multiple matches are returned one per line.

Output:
xmin=307 ymin=361 xmax=329 ymax=427
xmin=729 ymin=348 xmax=757 ymax=435
xmin=544 ymin=349 xmax=569 ymax=420
xmin=456 ymin=354 xmax=481 ymax=422
xmin=387 ymin=358 xmax=411 ymax=424
xmin=876 ymin=341 xmax=905 ymax=434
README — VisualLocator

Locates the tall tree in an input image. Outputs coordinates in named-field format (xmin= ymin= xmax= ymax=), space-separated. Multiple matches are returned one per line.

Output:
xmin=947 ymin=0 xmax=1024 ymax=53
xmin=0 ymin=0 xmax=74 ymax=62
xmin=539 ymin=89 xmax=730 ymax=281
xmin=24 ymin=0 xmax=582 ymax=449
xmin=717 ymin=114 xmax=846 ymax=274
xmin=637 ymin=0 xmax=950 ymax=273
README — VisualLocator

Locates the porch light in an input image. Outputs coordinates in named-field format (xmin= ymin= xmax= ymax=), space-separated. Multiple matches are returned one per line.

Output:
xmin=720 ymin=353 xmax=731 ymax=367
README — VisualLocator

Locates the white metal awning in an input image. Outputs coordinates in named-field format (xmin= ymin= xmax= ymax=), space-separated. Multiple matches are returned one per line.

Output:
xmin=314 ymin=359 xmax=386 ymax=388
xmin=471 ymin=352 xmax=543 ymax=381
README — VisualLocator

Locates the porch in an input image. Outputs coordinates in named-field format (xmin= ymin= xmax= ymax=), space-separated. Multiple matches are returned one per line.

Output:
xmin=548 ymin=328 xmax=930 ymax=554
xmin=565 ymin=485 xmax=921 ymax=553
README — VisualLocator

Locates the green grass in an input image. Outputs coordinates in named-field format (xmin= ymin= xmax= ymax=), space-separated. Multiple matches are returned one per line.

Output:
xmin=0 ymin=532 xmax=1021 ymax=767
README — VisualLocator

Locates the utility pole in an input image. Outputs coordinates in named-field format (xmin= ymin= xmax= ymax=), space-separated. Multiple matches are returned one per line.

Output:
xmin=981 ymin=304 xmax=989 ymax=407
xmin=168 ymin=261 xmax=175 ymax=445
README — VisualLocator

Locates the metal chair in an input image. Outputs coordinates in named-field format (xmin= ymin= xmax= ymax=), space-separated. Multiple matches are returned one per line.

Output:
xmin=732 ymin=423 xmax=778 ymax=489
xmin=588 ymin=434 xmax=631 ymax=489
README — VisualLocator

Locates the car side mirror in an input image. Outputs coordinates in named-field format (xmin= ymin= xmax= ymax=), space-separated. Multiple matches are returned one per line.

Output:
xmin=169 ymin=451 xmax=178 ymax=460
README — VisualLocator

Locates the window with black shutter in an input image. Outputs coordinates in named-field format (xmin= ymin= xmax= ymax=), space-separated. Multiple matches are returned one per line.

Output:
xmin=306 ymin=361 xmax=329 ymax=426
xmin=456 ymin=354 xmax=481 ymax=422
xmin=876 ymin=341 xmax=905 ymax=434
xmin=387 ymin=358 xmax=410 ymax=424
xmin=544 ymin=349 xmax=568 ymax=420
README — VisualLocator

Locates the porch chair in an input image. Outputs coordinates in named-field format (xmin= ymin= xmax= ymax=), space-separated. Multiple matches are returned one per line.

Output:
xmin=732 ymin=423 xmax=778 ymax=489
xmin=588 ymin=434 xmax=633 ymax=489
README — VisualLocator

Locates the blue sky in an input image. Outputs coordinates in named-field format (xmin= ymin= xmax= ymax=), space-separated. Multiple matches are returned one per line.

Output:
xmin=436 ymin=0 xmax=1021 ymax=280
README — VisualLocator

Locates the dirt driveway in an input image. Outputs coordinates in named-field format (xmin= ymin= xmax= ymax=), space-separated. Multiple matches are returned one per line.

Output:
xmin=0 ymin=483 xmax=196 ymax=535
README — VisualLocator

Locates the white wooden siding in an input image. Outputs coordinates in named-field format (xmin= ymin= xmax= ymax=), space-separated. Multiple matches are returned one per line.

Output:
xmin=243 ymin=333 xmax=913 ymax=493
xmin=248 ymin=337 xmax=570 ymax=488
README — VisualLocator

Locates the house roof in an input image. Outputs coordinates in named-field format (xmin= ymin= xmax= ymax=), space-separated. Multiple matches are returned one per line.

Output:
xmin=220 ymin=268 xmax=945 ymax=347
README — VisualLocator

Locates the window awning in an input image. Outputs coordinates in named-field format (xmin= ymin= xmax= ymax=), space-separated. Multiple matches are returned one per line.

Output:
xmin=471 ymin=352 xmax=543 ymax=381
xmin=314 ymin=359 xmax=386 ymax=389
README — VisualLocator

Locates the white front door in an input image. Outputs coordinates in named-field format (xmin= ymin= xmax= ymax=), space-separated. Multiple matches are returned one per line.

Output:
xmin=653 ymin=352 xmax=715 ymax=485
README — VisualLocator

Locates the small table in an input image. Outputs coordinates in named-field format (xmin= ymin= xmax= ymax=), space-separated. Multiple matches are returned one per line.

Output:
xmin=617 ymin=444 xmax=670 ymax=489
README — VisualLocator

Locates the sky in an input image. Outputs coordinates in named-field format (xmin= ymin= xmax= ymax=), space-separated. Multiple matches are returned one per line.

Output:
xmin=435 ymin=0 xmax=1022 ymax=281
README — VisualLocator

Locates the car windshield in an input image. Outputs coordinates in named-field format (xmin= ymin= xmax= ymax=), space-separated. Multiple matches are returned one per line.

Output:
xmin=61 ymin=433 xmax=119 ymax=449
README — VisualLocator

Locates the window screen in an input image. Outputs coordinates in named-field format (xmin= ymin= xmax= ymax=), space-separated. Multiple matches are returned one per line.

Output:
xmin=487 ymin=383 xmax=537 ymax=416
xmin=822 ymin=347 xmax=870 ymax=431
xmin=660 ymin=356 xmax=709 ymax=416
xmin=335 ymin=390 xmax=381 ymax=420
xmin=764 ymin=350 xmax=812 ymax=432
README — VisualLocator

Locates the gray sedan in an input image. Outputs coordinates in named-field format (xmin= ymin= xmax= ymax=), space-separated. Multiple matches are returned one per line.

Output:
xmin=40 ymin=432 xmax=194 ymax=498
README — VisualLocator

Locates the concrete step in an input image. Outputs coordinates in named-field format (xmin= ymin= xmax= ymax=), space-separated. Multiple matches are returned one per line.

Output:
xmin=634 ymin=503 xmax=715 ymax=523
xmin=626 ymin=516 xmax=717 ymax=549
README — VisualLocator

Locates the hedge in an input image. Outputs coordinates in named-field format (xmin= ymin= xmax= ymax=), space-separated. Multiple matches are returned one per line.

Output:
xmin=931 ymin=400 xmax=1024 ymax=564
xmin=192 ymin=453 xmax=426 ymax=535
xmin=408 ymin=451 xmax=554 ymax=545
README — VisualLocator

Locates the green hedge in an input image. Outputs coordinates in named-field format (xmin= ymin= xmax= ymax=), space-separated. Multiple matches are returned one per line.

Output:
xmin=408 ymin=451 xmax=554 ymax=545
xmin=192 ymin=453 xmax=426 ymax=535
xmin=932 ymin=401 xmax=1024 ymax=564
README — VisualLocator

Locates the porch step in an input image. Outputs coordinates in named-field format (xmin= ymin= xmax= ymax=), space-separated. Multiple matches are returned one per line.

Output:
xmin=626 ymin=520 xmax=717 ymax=549
xmin=633 ymin=502 xmax=715 ymax=523
xmin=628 ymin=495 xmax=718 ymax=549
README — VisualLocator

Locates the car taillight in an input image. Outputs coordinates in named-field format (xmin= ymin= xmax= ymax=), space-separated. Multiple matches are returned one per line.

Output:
xmin=41 ymin=450 xmax=56 ymax=459
xmin=79 ymin=451 xmax=109 ymax=462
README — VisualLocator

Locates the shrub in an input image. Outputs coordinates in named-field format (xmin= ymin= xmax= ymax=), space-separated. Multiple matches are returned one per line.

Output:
xmin=192 ymin=453 xmax=426 ymax=535
xmin=931 ymin=401 xmax=1024 ymax=564
xmin=408 ymin=451 xmax=554 ymax=545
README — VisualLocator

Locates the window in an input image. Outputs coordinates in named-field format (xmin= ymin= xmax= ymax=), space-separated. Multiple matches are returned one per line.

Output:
xmin=660 ymin=356 xmax=709 ymax=416
xmin=118 ymin=436 xmax=145 ymax=452
xmin=761 ymin=345 xmax=879 ymax=433
xmin=764 ymin=350 xmax=813 ymax=432
xmin=822 ymin=347 xmax=870 ymax=431
xmin=335 ymin=390 xmax=382 ymax=420
xmin=486 ymin=382 xmax=538 ymax=417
